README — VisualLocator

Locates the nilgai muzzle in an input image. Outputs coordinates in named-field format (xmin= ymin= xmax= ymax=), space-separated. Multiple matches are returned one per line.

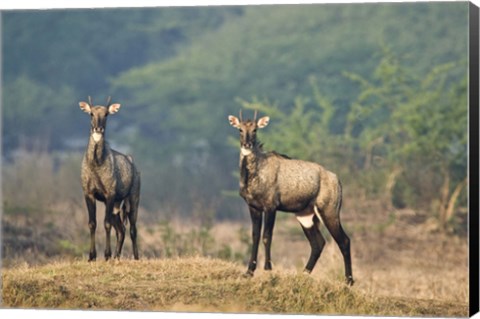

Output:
xmin=79 ymin=96 xmax=141 ymax=261
xmin=228 ymin=110 xmax=354 ymax=285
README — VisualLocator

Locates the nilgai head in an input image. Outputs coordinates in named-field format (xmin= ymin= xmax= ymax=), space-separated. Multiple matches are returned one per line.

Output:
xmin=228 ymin=110 xmax=270 ymax=156
xmin=79 ymin=96 xmax=121 ymax=143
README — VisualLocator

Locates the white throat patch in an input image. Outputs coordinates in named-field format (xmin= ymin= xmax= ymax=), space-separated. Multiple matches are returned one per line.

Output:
xmin=92 ymin=132 xmax=103 ymax=142
xmin=240 ymin=147 xmax=253 ymax=156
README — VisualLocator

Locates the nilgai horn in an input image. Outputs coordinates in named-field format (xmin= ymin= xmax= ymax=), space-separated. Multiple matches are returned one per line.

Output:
xmin=228 ymin=111 xmax=353 ymax=285
xmin=79 ymin=96 xmax=141 ymax=261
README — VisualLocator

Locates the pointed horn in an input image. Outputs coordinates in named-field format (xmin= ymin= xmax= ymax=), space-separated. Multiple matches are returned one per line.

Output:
xmin=106 ymin=96 xmax=112 ymax=107
xmin=88 ymin=96 xmax=93 ymax=106
xmin=239 ymin=109 xmax=243 ymax=122
xmin=253 ymin=110 xmax=258 ymax=122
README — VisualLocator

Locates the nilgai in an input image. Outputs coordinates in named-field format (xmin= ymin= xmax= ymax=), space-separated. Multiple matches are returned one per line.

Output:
xmin=228 ymin=110 xmax=354 ymax=285
xmin=79 ymin=96 xmax=140 ymax=261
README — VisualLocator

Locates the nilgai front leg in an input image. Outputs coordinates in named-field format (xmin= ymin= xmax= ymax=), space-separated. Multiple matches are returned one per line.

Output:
xmin=246 ymin=206 xmax=263 ymax=276
xmin=263 ymin=210 xmax=276 ymax=271
xmin=85 ymin=195 xmax=97 ymax=262
xmin=104 ymin=199 xmax=115 ymax=260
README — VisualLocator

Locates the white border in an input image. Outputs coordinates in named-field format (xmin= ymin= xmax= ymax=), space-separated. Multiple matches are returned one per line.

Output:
xmin=0 ymin=1 xmax=477 ymax=319
xmin=0 ymin=0 xmax=478 ymax=10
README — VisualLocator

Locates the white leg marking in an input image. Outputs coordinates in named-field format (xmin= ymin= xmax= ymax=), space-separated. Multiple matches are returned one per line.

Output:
xmin=313 ymin=206 xmax=324 ymax=226
xmin=296 ymin=213 xmax=314 ymax=228
xmin=113 ymin=201 xmax=123 ymax=215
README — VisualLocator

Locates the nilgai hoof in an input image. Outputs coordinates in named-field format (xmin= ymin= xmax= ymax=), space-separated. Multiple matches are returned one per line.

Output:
xmin=88 ymin=252 xmax=96 ymax=262
xmin=243 ymin=270 xmax=254 ymax=278
xmin=346 ymin=276 xmax=355 ymax=286
xmin=264 ymin=261 xmax=272 ymax=271
xmin=303 ymin=268 xmax=312 ymax=275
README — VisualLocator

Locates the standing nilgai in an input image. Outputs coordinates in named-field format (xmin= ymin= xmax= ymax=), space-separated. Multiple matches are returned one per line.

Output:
xmin=228 ymin=110 xmax=354 ymax=285
xmin=79 ymin=96 xmax=141 ymax=261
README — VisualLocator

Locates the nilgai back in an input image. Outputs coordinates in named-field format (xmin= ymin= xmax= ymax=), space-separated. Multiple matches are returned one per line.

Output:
xmin=229 ymin=110 xmax=353 ymax=285
xmin=79 ymin=96 xmax=140 ymax=261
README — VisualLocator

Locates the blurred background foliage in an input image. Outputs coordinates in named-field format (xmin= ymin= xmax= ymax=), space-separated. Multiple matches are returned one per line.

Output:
xmin=2 ymin=2 xmax=469 ymax=240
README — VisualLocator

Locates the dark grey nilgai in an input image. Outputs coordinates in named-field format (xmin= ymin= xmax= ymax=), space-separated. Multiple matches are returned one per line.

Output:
xmin=228 ymin=110 xmax=353 ymax=285
xmin=79 ymin=96 xmax=140 ymax=261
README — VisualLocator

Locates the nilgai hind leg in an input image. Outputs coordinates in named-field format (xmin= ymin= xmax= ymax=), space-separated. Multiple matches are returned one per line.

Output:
xmin=315 ymin=204 xmax=354 ymax=285
xmin=125 ymin=195 xmax=140 ymax=260
xmin=296 ymin=210 xmax=326 ymax=274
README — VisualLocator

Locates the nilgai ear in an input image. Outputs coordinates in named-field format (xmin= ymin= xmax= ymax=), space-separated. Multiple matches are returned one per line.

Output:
xmin=257 ymin=116 xmax=270 ymax=128
xmin=108 ymin=103 xmax=121 ymax=115
xmin=228 ymin=115 xmax=241 ymax=128
xmin=79 ymin=101 xmax=91 ymax=113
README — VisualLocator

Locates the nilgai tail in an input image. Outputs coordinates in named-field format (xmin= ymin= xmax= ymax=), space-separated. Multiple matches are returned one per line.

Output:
xmin=79 ymin=96 xmax=141 ymax=261
xmin=228 ymin=110 xmax=353 ymax=285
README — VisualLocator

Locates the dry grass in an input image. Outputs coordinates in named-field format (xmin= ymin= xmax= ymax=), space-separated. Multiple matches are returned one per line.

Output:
xmin=204 ymin=210 xmax=469 ymax=306
xmin=1 ymin=257 xmax=467 ymax=316
xmin=2 ymin=203 xmax=469 ymax=316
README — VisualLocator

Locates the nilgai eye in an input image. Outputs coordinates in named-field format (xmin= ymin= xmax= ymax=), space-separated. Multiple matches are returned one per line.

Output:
xmin=239 ymin=129 xmax=243 ymax=133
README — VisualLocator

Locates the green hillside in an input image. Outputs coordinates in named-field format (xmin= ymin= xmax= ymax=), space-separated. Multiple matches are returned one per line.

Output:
xmin=110 ymin=3 xmax=469 ymax=218
xmin=2 ymin=2 xmax=469 ymax=222
xmin=112 ymin=3 xmax=468 ymax=146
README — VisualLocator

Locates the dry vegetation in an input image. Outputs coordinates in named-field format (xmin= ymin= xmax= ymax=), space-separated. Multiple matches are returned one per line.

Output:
xmin=1 ymin=257 xmax=467 ymax=316
xmin=2 ymin=203 xmax=469 ymax=316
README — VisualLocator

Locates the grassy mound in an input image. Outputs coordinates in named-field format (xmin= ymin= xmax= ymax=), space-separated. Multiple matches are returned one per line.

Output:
xmin=2 ymin=257 xmax=467 ymax=316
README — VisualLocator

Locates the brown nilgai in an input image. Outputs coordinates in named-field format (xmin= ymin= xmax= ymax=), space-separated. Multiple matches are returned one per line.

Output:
xmin=228 ymin=110 xmax=353 ymax=285
xmin=79 ymin=96 xmax=140 ymax=261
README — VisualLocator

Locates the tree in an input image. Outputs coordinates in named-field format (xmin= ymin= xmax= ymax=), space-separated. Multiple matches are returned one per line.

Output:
xmin=238 ymin=47 xmax=468 ymax=231
xmin=2 ymin=76 xmax=75 ymax=153
xmin=344 ymin=47 xmax=468 ymax=228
